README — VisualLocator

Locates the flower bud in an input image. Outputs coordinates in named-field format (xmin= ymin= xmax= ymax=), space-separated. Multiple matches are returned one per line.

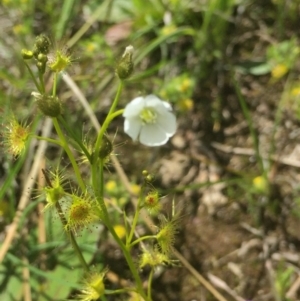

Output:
xmin=145 ymin=174 xmax=154 ymax=183
xmin=116 ymin=45 xmax=134 ymax=79
xmin=21 ymin=49 xmax=33 ymax=60
xmin=32 ymin=92 xmax=62 ymax=117
xmin=142 ymin=170 xmax=149 ymax=176
xmin=37 ymin=53 xmax=48 ymax=63
xmin=36 ymin=61 xmax=46 ymax=74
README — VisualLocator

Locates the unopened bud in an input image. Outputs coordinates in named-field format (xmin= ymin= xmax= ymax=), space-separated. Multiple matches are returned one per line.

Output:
xmin=36 ymin=61 xmax=46 ymax=74
xmin=21 ymin=49 xmax=33 ymax=60
xmin=146 ymin=174 xmax=154 ymax=183
xmin=116 ymin=45 xmax=134 ymax=79
xmin=38 ymin=53 xmax=48 ymax=63
xmin=32 ymin=92 xmax=62 ymax=117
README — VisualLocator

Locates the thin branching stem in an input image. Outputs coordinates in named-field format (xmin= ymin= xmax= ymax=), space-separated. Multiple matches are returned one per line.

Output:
xmin=24 ymin=61 xmax=42 ymax=93
xmin=147 ymin=268 xmax=154 ymax=301
xmin=130 ymin=235 xmax=157 ymax=248
xmin=127 ymin=184 xmax=146 ymax=247
xmin=52 ymin=118 xmax=86 ymax=191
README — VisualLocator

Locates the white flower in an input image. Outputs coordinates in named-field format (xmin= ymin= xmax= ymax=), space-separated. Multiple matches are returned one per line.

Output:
xmin=123 ymin=95 xmax=176 ymax=146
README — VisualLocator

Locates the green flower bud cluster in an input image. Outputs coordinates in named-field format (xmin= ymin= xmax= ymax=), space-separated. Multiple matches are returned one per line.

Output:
xmin=21 ymin=34 xmax=51 ymax=74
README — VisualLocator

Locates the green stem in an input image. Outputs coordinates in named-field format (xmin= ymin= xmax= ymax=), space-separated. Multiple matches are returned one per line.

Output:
xmin=127 ymin=185 xmax=145 ymax=246
xmin=53 ymin=72 xmax=58 ymax=96
xmin=52 ymin=118 xmax=86 ymax=191
xmin=91 ymin=82 xmax=123 ymax=211
xmin=38 ymin=72 xmax=45 ymax=93
xmin=33 ymin=135 xmax=62 ymax=146
xmin=106 ymin=222 xmax=148 ymax=300
xmin=108 ymin=81 xmax=124 ymax=116
xmin=50 ymin=69 xmax=86 ymax=191
xmin=147 ymin=268 xmax=154 ymax=301
xmin=94 ymin=81 xmax=124 ymax=154
xmin=95 ymin=160 xmax=109 ymax=219
xmin=130 ymin=235 xmax=157 ymax=248
xmin=24 ymin=61 xmax=42 ymax=93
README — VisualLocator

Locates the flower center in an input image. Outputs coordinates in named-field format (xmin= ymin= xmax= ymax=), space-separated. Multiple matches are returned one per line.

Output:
xmin=140 ymin=108 xmax=157 ymax=124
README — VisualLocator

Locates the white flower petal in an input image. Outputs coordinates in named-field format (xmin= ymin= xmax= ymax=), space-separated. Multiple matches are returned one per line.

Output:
xmin=124 ymin=117 xmax=141 ymax=140
xmin=144 ymin=95 xmax=162 ymax=104
xmin=144 ymin=95 xmax=170 ymax=114
xmin=156 ymin=111 xmax=177 ymax=136
xmin=139 ymin=124 xmax=169 ymax=146
xmin=162 ymin=101 xmax=172 ymax=111
xmin=123 ymin=97 xmax=145 ymax=118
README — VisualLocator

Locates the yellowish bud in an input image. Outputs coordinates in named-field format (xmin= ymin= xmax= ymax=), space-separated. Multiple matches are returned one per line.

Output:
xmin=21 ymin=49 xmax=33 ymax=60
xmin=37 ymin=53 xmax=48 ymax=63
xmin=142 ymin=170 xmax=149 ymax=177
xmin=145 ymin=174 xmax=154 ymax=183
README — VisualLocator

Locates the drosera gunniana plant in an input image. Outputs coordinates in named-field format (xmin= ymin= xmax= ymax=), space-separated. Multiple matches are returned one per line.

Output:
xmin=13 ymin=34 xmax=179 ymax=300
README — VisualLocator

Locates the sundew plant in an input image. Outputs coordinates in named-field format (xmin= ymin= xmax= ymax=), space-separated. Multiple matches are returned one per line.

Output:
xmin=3 ymin=35 xmax=179 ymax=301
